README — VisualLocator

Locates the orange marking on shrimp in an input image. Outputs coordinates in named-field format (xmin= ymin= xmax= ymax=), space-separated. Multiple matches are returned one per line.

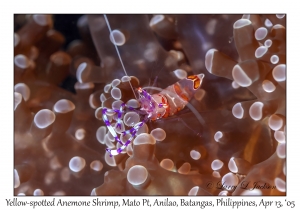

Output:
xmin=174 ymin=83 xmax=182 ymax=96
xmin=174 ymin=83 xmax=189 ymax=102
xmin=187 ymin=75 xmax=201 ymax=90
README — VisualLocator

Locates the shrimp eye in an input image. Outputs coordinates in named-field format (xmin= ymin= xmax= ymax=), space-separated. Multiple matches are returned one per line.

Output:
xmin=137 ymin=87 xmax=142 ymax=92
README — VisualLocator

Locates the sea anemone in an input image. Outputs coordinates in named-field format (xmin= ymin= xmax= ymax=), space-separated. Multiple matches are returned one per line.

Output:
xmin=14 ymin=14 xmax=286 ymax=196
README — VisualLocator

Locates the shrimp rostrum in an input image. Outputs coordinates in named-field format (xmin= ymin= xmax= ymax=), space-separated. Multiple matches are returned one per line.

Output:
xmin=98 ymin=74 xmax=204 ymax=156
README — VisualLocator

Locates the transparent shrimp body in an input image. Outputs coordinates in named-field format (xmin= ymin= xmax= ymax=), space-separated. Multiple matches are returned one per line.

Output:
xmin=139 ymin=73 xmax=205 ymax=120
xmin=103 ymin=73 xmax=204 ymax=156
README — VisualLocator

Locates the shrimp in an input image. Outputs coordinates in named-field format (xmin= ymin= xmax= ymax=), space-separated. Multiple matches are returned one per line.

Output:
xmin=102 ymin=15 xmax=205 ymax=156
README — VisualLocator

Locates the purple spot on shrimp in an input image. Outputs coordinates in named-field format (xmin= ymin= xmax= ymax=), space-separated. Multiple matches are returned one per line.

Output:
xmin=116 ymin=123 xmax=121 ymax=129
xmin=125 ymin=139 xmax=132 ymax=146
xmin=102 ymin=108 xmax=107 ymax=114
xmin=105 ymin=120 xmax=110 ymax=126
xmin=106 ymin=148 xmax=112 ymax=157
xmin=117 ymin=148 xmax=122 ymax=154
xmin=142 ymin=90 xmax=149 ymax=98
xmin=137 ymin=122 xmax=144 ymax=128
xmin=129 ymin=127 xmax=136 ymax=133
xmin=118 ymin=112 xmax=122 ymax=118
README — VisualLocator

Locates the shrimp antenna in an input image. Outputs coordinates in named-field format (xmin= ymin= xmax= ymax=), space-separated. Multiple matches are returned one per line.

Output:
xmin=103 ymin=14 xmax=138 ymax=100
